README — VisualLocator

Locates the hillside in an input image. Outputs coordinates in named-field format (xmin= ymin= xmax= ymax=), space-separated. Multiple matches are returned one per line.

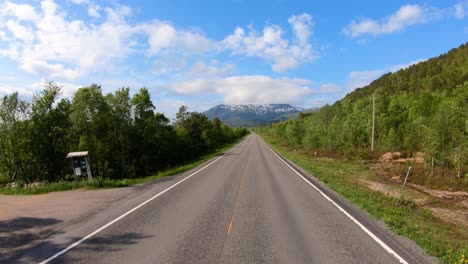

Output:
xmin=347 ymin=42 xmax=468 ymax=100
xmin=258 ymin=42 xmax=468 ymax=184
xmin=203 ymin=104 xmax=303 ymax=127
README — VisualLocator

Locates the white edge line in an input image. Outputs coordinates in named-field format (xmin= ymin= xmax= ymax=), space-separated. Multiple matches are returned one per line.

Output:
xmin=262 ymin=139 xmax=409 ymax=264
xmin=40 ymin=140 xmax=245 ymax=264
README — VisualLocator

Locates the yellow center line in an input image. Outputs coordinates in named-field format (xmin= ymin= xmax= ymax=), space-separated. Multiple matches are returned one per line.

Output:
xmin=227 ymin=169 xmax=247 ymax=235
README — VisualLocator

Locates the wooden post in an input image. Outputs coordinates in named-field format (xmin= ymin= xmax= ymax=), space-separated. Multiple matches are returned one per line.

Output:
xmin=400 ymin=166 xmax=412 ymax=196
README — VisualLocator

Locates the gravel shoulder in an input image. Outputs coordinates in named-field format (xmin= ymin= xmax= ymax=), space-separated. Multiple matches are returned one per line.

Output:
xmin=0 ymin=187 xmax=135 ymax=257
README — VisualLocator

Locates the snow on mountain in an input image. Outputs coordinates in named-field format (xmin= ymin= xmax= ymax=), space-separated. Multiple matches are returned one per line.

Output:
xmin=203 ymin=104 xmax=304 ymax=127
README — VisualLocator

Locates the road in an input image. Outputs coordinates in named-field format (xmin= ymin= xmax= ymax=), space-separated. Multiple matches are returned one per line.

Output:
xmin=6 ymin=134 xmax=431 ymax=264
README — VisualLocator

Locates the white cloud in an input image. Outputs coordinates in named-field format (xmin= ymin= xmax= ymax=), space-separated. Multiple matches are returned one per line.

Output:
xmin=348 ymin=70 xmax=384 ymax=90
xmin=455 ymin=2 xmax=467 ymax=19
xmin=0 ymin=1 xmax=324 ymax=106
xmin=1 ymin=1 xmax=40 ymax=22
xmin=72 ymin=0 xmax=90 ymax=4
xmin=288 ymin=14 xmax=314 ymax=46
xmin=88 ymin=4 xmax=101 ymax=18
xmin=318 ymin=84 xmax=342 ymax=93
xmin=0 ymin=80 xmax=82 ymax=100
xmin=142 ymin=22 xmax=214 ymax=55
xmin=389 ymin=59 xmax=425 ymax=72
xmin=189 ymin=60 xmax=236 ymax=78
xmin=152 ymin=56 xmax=187 ymax=75
xmin=171 ymin=79 xmax=212 ymax=95
xmin=6 ymin=20 xmax=35 ymax=42
xmin=347 ymin=59 xmax=424 ymax=90
xmin=0 ymin=0 xmax=219 ymax=81
xmin=222 ymin=13 xmax=316 ymax=72
xmin=0 ymin=83 xmax=34 ymax=97
xmin=0 ymin=0 xmax=141 ymax=80
xmin=343 ymin=5 xmax=427 ymax=38
xmin=170 ymin=75 xmax=340 ymax=105
xmin=29 ymin=80 xmax=82 ymax=98
xmin=20 ymin=58 xmax=81 ymax=79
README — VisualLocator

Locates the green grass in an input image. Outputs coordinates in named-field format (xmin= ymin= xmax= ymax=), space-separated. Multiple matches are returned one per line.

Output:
xmin=0 ymin=137 xmax=246 ymax=195
xmin=260 ymin=133 xmax=467 ymax=264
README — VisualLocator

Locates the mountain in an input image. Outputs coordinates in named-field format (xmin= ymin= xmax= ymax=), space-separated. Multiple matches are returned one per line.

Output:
xmin=203 ymin=104 xmax=303 ymax=127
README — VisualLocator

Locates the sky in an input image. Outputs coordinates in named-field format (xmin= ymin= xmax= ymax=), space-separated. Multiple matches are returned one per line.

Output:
xmin=0 ymin=0 xmax=467 ymax=118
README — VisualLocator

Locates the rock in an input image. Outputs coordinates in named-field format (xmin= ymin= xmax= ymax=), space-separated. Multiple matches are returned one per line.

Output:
xmin=391 ymin=175 xmax=401 ymax=183
xmin=380 ymin=152 xmax=404 ymax=163
xmin=6 ymin=182 xmax=17 ymax=188
xmin=414 ymin=152 xmax=424 ymax=163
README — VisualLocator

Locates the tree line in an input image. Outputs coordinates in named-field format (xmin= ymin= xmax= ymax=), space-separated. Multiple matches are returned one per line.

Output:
xmin=0 ymin=83 xmax=248 ymax=184
xmin=257 ymin=43 xmax=468 ymax=178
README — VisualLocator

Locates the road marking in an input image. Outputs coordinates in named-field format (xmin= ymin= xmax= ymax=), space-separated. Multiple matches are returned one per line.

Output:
xmin=227 ymin=169 xmax=247 ymax=235
xmin=262 ymin=138 xmax=409 ymax=264
xmin=40 ymin=140 xmax=246 ymax=264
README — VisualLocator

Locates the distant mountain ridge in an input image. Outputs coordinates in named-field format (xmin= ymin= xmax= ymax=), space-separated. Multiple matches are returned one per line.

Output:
xmin=203 ymin=104 xmax=303 ymax=127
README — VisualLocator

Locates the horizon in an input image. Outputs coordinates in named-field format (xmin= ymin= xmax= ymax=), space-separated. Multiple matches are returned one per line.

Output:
xmin=0 ymin=0 xmax=467 ymax=119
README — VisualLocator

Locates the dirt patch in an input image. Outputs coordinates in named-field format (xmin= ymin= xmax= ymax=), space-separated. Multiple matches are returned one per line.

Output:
xmin=359 ymin=178 xmax=468 ymax=227
xmin=360 ymin=179 xmax=400 ymax=198
xmin=429 ymin=208 xmax=468 ymax=226
xmin=408 ymin=183 xmax=468 ymax=201
xmin=0 ymin=188 xmax=134 ymax=256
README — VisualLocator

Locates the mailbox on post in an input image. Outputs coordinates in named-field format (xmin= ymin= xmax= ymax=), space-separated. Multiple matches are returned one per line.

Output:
xmin=66 ymin=151 xmax=93 ymax=182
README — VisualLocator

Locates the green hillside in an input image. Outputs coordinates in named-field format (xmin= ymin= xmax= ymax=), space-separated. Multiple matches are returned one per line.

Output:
xmin=258 ymin=42 xmax=468 ymax=181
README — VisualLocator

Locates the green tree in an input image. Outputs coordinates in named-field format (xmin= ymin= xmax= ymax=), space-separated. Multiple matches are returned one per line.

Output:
xmin=28 ymin=82 xmax=71 ymax=182
xmin=0 ymin=93 xmax=30 ymax=182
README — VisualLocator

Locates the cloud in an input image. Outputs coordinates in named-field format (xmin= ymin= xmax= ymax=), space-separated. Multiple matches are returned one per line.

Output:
xmin=71 ymin=0 xmax=90 ymax=4
xmin=88 ymin=4 xmax=101 ymax=18
xmin=454 ymin=2 xmax=467 ymax=19
xmin=388 ymin=59 xmax=425 ymax=72
xmin=29 ymin=80 xmax=82 ymax=98
xmin=288 ymin=14 xmax=314 ymax=46
xmin=0 ymin=80 xmax=82 ymax=100
xmin=0 ymin=1 xmax=320 ymax=89
xmin=170 ymin=75 xmax=340 ymax=105
xmin=0 ymin=0 xmax=217 ymax=81
xmin=0 ymin=83 xmax=34 ymax=97
xmin=347 ymin=59 xmax=424 ymax=90
xmin=343 ymin=5 xmax=427 ymax=38
xmin=348 ymin=70 xmax=385 ymax=90
xmin=1 ymin=1 xmax=40 ymax=22
xmin=189 ymin=60 xmax=236 ymax=78
xmin=6 ymin=20 xmax=35 ymax=42
xmin=318 ymin=84 xmax=342 ymax=93
xmin=0 ymin=1 xmax=141 ymax=80
xmin=142 ymin=22 xmax=214 ymax=55
xmin=222 ymin=13 xmax=316 ymax=72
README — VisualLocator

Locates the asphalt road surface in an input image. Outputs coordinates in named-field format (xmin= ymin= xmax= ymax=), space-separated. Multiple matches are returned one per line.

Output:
xmin=7 ymin=134 xmax=432 ymax=264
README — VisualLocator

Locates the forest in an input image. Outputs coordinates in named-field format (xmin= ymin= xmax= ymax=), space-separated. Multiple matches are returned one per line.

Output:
xmin=0 ymin=83 xmax=248 ymax=184
xmin=257 ymin=43 xmax=468 ymax=179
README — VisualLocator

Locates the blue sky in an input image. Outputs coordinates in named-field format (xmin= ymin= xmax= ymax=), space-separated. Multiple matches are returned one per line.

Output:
xmin=0 ymin=0 xmax=467 ymax=118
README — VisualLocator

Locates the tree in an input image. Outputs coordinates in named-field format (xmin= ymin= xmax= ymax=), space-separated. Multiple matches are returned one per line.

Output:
xmin=106 ymin=87 xmax=133 ymax=177
xmin=69 ymin=84 xmax=111 ymax=178
xmin=0 ymin=93 xmax=30 ymax=182
xmin=28 ymin=81 xmax=70 ymax=182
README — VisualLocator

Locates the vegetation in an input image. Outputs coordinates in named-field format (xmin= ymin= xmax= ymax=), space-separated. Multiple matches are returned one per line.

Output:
xmin=0 ymin=137 xmax=244 ymax=195
xmin=256 ymin=43 xmax=468 ymax=187
xmin=260 ymin=134 xmax=467 ymax=264
xmin=0 ymin=82 xmax=248 ymax=188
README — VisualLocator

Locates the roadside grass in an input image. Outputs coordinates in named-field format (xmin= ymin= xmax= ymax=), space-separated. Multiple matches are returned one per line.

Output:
xmin=260 ymin=134 xmax=467 ymax=264
xmin=0 ymin=137 xmax=246 ymax=195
